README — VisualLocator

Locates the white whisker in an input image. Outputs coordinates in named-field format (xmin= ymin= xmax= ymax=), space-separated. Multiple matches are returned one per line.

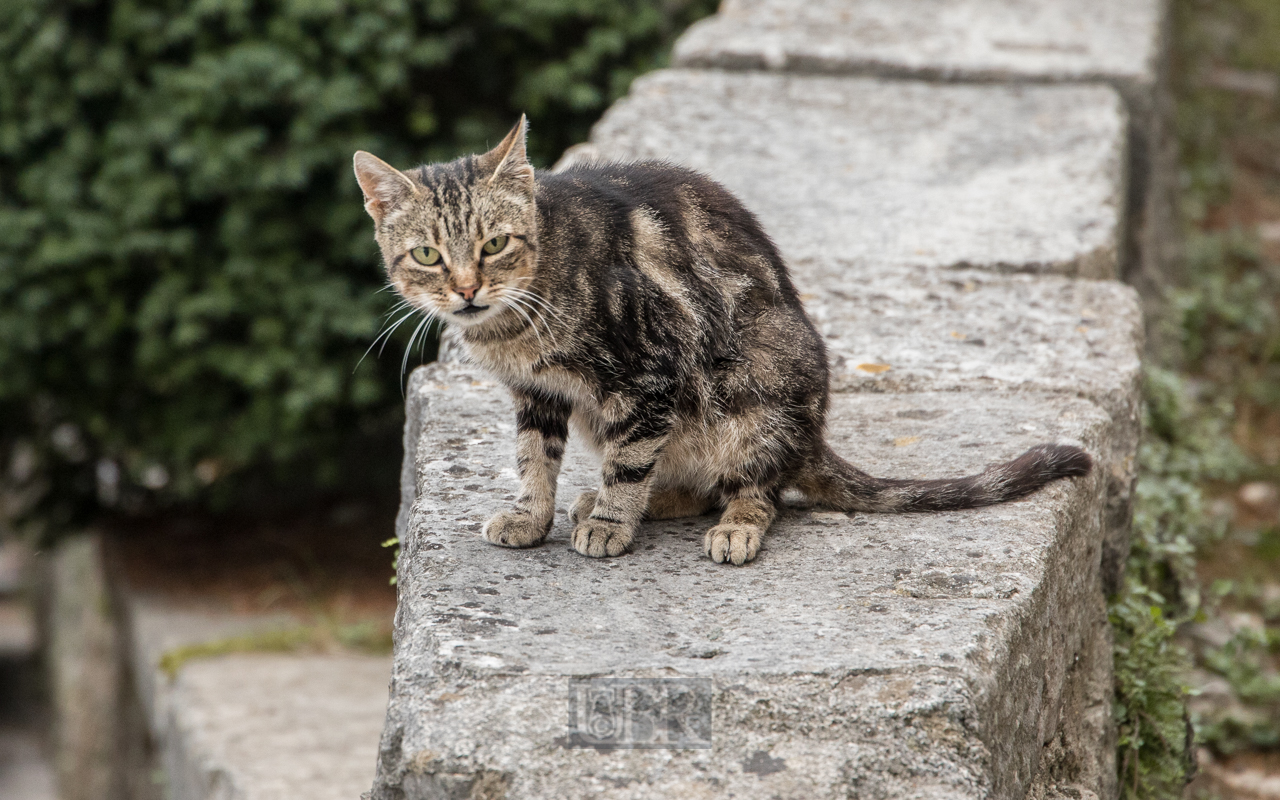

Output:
xmin=503 ymin=289 xmax=554 ymax=333
xmin=381 ymin=298 xmax=413 ymax=319
xmin=503 ymin=285 xmax=562 ymax=322
xmin=355 ymin=308 xmax=417 ymax=373
xmin=401 ymin=314 xmax=434 ymax=390
xmin=502 ymin=297 xmax=546 ymax=351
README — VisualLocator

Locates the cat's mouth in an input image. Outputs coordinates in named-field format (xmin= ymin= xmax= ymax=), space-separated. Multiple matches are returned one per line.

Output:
xmin=453 ymin=304 xmax=490 ymax=317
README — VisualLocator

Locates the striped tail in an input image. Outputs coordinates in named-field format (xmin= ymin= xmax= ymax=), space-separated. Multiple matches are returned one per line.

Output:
xmin=796 ymin=443 xmax=1092 ymax=513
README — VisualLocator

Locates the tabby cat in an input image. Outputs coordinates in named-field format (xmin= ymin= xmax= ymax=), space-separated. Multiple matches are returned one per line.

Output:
xmin=353 ymin=118 xmax=1092 ymax=566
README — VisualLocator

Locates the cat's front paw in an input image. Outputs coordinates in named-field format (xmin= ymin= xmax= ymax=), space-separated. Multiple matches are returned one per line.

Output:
xmin=704 ymin=524 xmax=761 ymax=565
xmin=570 ymin=518 xmax=634 ymax=558
xmin=568 ymin=489 xmax=598 ymax=524
xmin=483 ymin=510 xmax=549 ymax=549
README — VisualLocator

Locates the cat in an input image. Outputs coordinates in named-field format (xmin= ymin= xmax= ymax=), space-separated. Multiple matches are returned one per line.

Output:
xmin=353 ymin=117 xmax=1092 ymax=566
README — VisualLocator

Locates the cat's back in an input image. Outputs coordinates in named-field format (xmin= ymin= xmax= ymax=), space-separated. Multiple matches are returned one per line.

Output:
xmin=534 ymin=161 xmax=791 ymax=294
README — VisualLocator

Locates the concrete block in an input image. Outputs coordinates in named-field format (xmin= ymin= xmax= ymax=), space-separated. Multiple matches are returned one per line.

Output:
xmin=0 ymin=597 xmax=35 ymax=657
xmin=45 ymin=534 xmax=124 ymax=800
xmin=799 ymin=266 xmax=1142 ymax=419
xmin=673 ymin=0 xmax=1164 ymax=92
xmin=800 ymin=267 xmax=1143 ymax=595
xmin=118 ymin=597 xmax=391 ymax=800
xmin=163 ymin=653 xmax=390 ymax=800
xmin=560 ymin=69 xmax=1127 ymax=279
xmin=371 ymin=364 xmax=1116 ymax=799
xmin=0 ymin=728 xmax=58 ymax=800
xmin=672 ymin=0 xmax=1177 ymax=337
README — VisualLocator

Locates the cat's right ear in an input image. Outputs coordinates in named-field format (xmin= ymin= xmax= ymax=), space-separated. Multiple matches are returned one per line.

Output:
xmin=477 ymin=116 xmax=534 ymax=188
xmin=353 ymin=152 xmax=419 ymax=223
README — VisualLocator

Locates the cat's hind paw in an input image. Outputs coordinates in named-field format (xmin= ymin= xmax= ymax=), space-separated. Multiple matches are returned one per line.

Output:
xmin=570 ymin=518 xmax=634 ymax=558
xmin=568 ymin=490 xmax=598 ymax=524
xmin=483 ymin=510 xmax=549 ymax=549
xmin=704 ymin=524 xmax=762 ymax=565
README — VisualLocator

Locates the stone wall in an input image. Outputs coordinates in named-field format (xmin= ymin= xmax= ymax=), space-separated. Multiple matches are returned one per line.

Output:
xmin=372 ymin=1 xmax=1165 ymax=798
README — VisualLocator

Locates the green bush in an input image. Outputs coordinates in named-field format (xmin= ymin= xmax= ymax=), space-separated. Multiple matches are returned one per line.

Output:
xmin=0 ymin=0 xmax=715 ymax=530
xmin=1112 ymin=366 xmax=1248 ymax=799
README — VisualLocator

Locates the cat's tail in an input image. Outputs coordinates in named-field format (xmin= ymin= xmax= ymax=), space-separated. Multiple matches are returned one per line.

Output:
xmin=795 ymin=442 xmax=1092 ymax=513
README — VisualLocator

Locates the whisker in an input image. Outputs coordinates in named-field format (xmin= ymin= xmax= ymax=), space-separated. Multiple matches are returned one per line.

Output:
xmin=355 ymin=308 xmax=417 ymax=372
xmin=378 ymin=309 xmax=420 ymax=357
xmin=381 ymin=298 xmax=413 ymax=319
xmin=502 ymin=296 xmax=546 ymax=351
xmin=419 ymin=313 xmax=439 ymax=361
xmin=502 ymin=285 xmax=560 ymax=319
xmin=503 ymin=289 xmax=563 ymax=333
xmin=401 ymin=314 xmax=433 ymax=392
xmin=502 ymin=289 xmax=551 ymax=330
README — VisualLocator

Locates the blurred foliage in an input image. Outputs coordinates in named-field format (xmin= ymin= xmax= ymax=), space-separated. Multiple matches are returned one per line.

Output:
xmin=1114 ymin=367 xmax=1246 ymax=799
xmin=1112 ymin=0 xmax=1280 ymax=795
xmin=0 ymin=0 xmax=715 ymax=532
xmin=1175 ymin=0 xmax=1280 ymax=227
xmin=1198 ymin=622 xmax=1280 ymax=752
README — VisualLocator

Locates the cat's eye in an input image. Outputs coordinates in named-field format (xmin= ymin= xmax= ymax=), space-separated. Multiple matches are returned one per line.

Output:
xmin=481 ymin=235 xmax=508 ymax=255
xmin=410 ymin=246 xmax=441 ymax=266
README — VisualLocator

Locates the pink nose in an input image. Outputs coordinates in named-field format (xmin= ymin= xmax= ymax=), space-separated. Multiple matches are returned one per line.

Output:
xmin=455 ymin=284 xmax=480 ymax=301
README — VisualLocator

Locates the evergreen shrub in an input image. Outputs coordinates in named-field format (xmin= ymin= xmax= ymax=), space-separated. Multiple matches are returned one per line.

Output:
xmin=0 ymin=0 xmax=714 ymax=529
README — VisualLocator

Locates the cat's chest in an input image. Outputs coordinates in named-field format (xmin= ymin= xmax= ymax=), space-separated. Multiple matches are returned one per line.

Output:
xmin=468 ymin=341 xmax=597 ymax=409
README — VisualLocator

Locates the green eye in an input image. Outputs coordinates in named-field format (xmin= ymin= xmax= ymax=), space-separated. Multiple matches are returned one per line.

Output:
xmin=410 ymin=246 xmax=441 ymax=266
xmin=482 ymin=234 xmax=508 ymax=255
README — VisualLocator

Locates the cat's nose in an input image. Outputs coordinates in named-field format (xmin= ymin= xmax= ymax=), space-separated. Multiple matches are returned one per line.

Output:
xmin=455 ymin=283 xmax=480 ymax=302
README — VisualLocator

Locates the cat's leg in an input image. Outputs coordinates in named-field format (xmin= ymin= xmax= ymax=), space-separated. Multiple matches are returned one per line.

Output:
xmin=483 ymin=387 xmax=571 ymax=548
xmin=568 ymin=489 xmax=597 ymax=524
xmin=569 ymin=486 xmax=715 ymax=524
xmin=647 ymin=487 xmax=718 ymax=520
xmin=704 ymin=488 xmax=776 ymax=565
xmin=570 ymin=403 xmax=671 ymax=558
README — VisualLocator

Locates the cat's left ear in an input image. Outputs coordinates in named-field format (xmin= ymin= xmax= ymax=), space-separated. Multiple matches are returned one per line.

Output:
xmin=353 ymin=151 xmax=419 ymax=223
xmin=478 ymin=115 xmax=533 ymax=187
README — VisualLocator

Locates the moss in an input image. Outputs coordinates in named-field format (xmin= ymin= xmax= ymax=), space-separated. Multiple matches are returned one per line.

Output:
xmin=158 ymin=618 xmax=393 ymax=679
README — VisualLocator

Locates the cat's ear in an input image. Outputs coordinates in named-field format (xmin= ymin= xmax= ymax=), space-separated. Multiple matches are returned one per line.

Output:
xmin=477 ymin=116 xmax=533 ymax=187
xmin=353 ymin=151 xmax=419 ymax=222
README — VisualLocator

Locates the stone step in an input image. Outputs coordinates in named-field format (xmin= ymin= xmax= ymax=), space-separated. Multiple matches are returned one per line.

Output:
xmin=560 ymin=69 xmax=1127 ymax=280
xmin=802 ymin=266 xmax=1140 ymax=420
xmin=157 ymin=650 xmax=390 ymax=800
xmin=0 ymin=727 xmax=57 ymax=800
xmin=38 ymin=528 xmax=396 ymax=800
xmin=668 ymin=0 xmax=1177 ymax=311
xmin=371 ymin=364 xmax=1117 ymax=799
xmin=0 ymin=596 xmax=35 ymax=659
xmin=122 ymin=589 xmax=393 ymax=800
xmin=672 ymin=0 xmax=1163 ymax=99
xmin=0 ymin=540 xmax=56 ymax=800
xmin=375 ymin=2 xmax=1154 ymax=798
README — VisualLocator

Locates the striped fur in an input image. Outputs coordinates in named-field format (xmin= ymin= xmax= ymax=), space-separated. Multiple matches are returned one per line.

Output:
xmin=354 ymin=119 xmax=1093 ymax=565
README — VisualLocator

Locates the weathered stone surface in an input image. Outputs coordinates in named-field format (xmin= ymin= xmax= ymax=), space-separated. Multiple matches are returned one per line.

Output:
xmin=123 ymin=597 xmax=302 ymax=742
xmin=163 ymin=654 xmax=390 ymax=800
xmin=118 ymin=597 xmax=391 ymax=800
xmin=44 ymin=534 xmax=123 ymax=800
xmin=0 ymin=728 xmax=58 ymax=800
xmin=373 ymin=364 xmax=1115 ymax=799
xmin=799 ymin=266 xmax=1141 ymax=416
xmin=672 ymin=0 xmax=1175 ymax=342
xmin=0 ymin=596 xmax=35 ymax=656
xmin=801 ymin=266 xmax=1143 ymax=596
xmin=560 ymin=69 xmax=1127 ymax=279
xmin=673 ymin=0 xmax=1163 ymax=90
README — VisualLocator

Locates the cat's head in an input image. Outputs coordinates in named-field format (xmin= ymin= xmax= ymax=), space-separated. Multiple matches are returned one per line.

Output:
xmin=353 ymin=118 xmax=537 ymax=329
